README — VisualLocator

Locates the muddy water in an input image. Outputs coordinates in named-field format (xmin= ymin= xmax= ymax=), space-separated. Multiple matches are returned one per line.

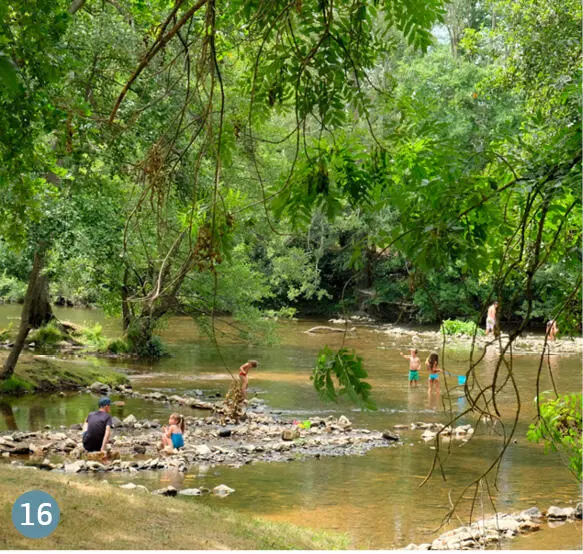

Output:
xmin=0 ymin=306 xmax=581 ymax=549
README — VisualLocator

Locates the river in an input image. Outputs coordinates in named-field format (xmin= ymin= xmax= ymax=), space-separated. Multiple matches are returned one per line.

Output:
xmin=0 ymin=305 xmax=581 ymax=549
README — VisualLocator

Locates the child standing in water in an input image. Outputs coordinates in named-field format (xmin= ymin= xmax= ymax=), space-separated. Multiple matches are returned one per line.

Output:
xmin=161 ymin=413 xmax=185 ymax=450
xmin=239 ymin=360 xmax=259 ymax=398
xmin=426 ymin=352 xmax=442 ymax=394
xmin=400 ymin=348 xmax=421 ymax=387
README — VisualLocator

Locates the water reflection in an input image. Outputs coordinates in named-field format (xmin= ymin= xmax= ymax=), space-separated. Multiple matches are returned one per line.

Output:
xmin=0 ymin=401 xmax=18 ymax=430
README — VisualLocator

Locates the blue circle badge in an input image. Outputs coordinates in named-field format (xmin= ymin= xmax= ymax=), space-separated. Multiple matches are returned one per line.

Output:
xmin=12 ymin=490 xmax=60 ymax=539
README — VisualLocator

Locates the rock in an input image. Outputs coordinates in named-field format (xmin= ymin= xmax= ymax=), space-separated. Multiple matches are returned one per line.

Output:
xmin=282 ymin=429 xmax=300 ymax=441
xmin=89 ymin=382 xmax=109 ymax=393
xmin=86 ymin=461 xmax=106 ymax=471
xmin=133 ymin=445 xmax=146 ymax=455
xmin=393 ymin=424 xmax=409 ymax=430
xmin=519 ymin=507 xmax=542 ymax=520
xmin=337 ymin=415 xmax=351 ymax=429
xmin=111 ymin=417 xmax=123 ymax=427
xmin=64 ymin=460 xmax=86 ymax=473
xmin=239 ymin=444 xmax=255 ymax=453
xmin=112 ymin=401 xmax=125 ymax=407
xmin=123 ymin=414 xmax=137 ymax=426
xmin=518 ymin=521 xmax=541 ymax=532
xmin=70 ymin=445 xmax=85 ymax=459
xmin=382 ymin=430 xmax=400 ymax=441
xmin=152 ymin=486 xmax=177 ymax=497
xmin=192 ymin=444 xmax=212 ymax=457
xmin=47 ymin=432 xmax=68 ymax=441
xmin=70 ymin=423 xmax=83 ymax=431
xmin=178 ymin=488 xmax=202 ymax=496
xmin=575 ymin=503 xmax=582 ymax=519
xmin=119 ymin=483 xmax=137 ymax=489
xmin=422 ymin=430 xmax=436 ymax=441
xmin=546 ymin=506 xmax=575 ymax=520
xmin=218 ymin=429 xmax=232 ymax=438
xmin=212 ymin=484 xmax=235 ymax=497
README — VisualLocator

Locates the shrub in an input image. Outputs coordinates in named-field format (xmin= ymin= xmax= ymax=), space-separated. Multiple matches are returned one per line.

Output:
xmin=80 ymin=324 xmax=107 ymax=350
xmin=440 ymin=319 xmax=484 ymax=337
xmin=0 ymin=272 xmax=26 ymax=303
xmin=527 ymin=392 xmax=582 ymax=481
xmin=0 ymin=375 xmax=34 ymax=395
xmin=29 ymin=322 xmax=66 ymax=346
xmin=0 ymin=322 xmax=13 ymax=342
xmin=105 ymin=338 xmax=130 ymax=354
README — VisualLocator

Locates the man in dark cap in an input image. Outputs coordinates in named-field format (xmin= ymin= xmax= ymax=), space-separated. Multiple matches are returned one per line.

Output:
xmin=82 ymin=397 xmax=113 ymax=453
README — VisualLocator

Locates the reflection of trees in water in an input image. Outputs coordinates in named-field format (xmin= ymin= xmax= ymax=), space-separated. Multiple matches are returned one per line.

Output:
xmin=0 ymin=401 xmax=18 ymax=430
xmin=29 ymin=403 xmax=46 ymax=430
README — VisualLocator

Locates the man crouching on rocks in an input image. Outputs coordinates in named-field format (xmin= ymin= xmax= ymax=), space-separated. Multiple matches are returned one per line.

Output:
xmin=82 ymin=397 xmax=113 ymax=456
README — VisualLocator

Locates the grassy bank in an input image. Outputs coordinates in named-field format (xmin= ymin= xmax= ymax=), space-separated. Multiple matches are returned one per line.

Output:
xmin=0 ymin=352 xmax=128 ymax=395
xmin=0 ymin=465 xmax=349 ymax=549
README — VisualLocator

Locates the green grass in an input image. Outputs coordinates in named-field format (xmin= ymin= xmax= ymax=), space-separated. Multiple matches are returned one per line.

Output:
xmin=29 ymin=321 xmax=67 ymax=345
xmin=0 ymin=375 xmax=34 ymax=394
xmin=0 ymin=352 xmax=128 ymax=395
xmin=0 ymin=464 xmax=350 ymax=549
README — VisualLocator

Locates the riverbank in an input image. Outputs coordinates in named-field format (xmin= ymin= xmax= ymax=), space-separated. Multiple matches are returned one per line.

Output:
xmin=0 ymin=352 xmax=128 ymax=395
xmin=371 ymin=323 xmax=583 ymax=355
xmin=0 ymin=463 xmax=348 ymax=549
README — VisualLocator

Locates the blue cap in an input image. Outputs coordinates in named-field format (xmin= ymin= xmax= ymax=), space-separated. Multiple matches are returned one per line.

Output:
xmin=98 ymin=397 xmax=111 ymax=408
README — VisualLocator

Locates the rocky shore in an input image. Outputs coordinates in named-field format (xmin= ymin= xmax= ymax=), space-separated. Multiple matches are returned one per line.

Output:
xmin=0 ymin=404 xmax=404 ymax=475
xmin=404 ymin=504 xmax=582 ymax=550
xmin=373 ymin=324 xmax=583 ymax=355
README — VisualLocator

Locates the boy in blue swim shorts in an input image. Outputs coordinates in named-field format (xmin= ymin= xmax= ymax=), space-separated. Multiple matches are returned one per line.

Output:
xmin=400 ymin=348 xmax=421 ymax=387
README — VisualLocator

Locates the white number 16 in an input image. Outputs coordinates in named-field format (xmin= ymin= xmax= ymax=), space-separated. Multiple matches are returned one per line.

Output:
xmin=20 ymin=503 xmax=53 ymax=526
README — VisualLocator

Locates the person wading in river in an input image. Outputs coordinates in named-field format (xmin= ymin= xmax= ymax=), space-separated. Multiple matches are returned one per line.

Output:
xmin=239 ymin=360 xmax=258 ymax=399
xmin=485 ymin=301 xmax=498 ymax=336
xmin=82 ymin=397 xmax=113 ymax=455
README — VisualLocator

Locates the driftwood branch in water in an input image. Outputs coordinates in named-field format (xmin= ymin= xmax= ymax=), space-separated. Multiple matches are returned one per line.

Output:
xmin=304 ymin=326 xmax=356 ymax=334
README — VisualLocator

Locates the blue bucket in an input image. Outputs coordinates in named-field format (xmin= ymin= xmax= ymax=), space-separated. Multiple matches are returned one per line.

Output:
xmin=457 ymin=374 xmax=466 ymax=386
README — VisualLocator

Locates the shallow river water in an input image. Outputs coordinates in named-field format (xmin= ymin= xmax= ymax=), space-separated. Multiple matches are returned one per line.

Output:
xmin=1 ymin=306 xmax=581 ymax=549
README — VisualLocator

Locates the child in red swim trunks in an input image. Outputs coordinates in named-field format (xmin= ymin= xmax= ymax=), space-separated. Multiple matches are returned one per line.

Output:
xmin=239 ymin=360 xmax=258 ymax=398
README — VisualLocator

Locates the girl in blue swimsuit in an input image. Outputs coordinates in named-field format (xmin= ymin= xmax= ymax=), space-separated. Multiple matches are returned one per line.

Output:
xmin=162 ymin=413 xmax=185 ymax=450
xmin=426 ymin=352 xmax=442 ymax=394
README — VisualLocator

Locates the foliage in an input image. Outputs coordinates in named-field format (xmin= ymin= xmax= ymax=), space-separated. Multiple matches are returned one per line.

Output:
xmin=0 ymin=375 xmax=34 ymax=395
xmin=0 ymin=272 xmax=27 ymax=303
xmin=78 ymin=324 xmax=107 ymax=351
xmin=527 ymin=392 xmax=582 ymax=481
xmin=125 ymin=324 xmax=169 ymax=360
xmin=440 ymin=319 xmax=484 ymax=337
xmin=28 ymin=321 xmax=66 ymax=346
xmin=105 ymin=338 xmax=130 ymax=355
xmin=311 ymin=347 xmax=376 ymax=410
xmin=0 ymin=323 xmax=13 ymax=342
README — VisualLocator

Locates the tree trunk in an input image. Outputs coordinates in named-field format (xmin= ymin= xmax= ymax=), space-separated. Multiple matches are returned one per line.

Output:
xmin=0 ymin=246 xmax=53 ymax=379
